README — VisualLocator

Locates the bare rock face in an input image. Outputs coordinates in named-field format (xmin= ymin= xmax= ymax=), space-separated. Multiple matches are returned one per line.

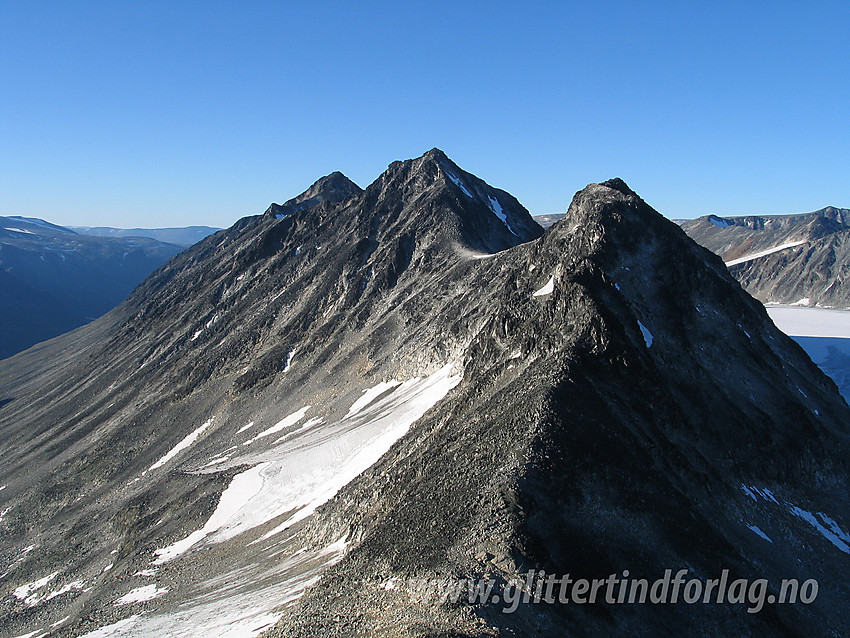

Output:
xmin=0 ymin=152 xmax=847 ymax=638
xmin=263 ymin=171 xmax=363 ymax=219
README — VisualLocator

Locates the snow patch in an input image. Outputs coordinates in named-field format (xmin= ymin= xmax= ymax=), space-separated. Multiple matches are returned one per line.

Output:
xmin=243 ymin=407 xmax=311 ymax=446
xmin=746 ymin=524 xmax=773 ymax=543
xmin=532 ymin=276 xmax=555 ymax=297
xmin=445 ymin=170 xmax=473 ymax=198
xmin=258 ymin=364 xmax=462 ymax=541
xmin=190 ymin=329 xmax=204 ymax=341
xmin=487 ymin=195 xmax=518 ymax=236
xmin=12 ymin=572 xmax=58 ymax=606
xmin=741 ymin=484 xmax=758 ymax=501
xmin=638 ymin=321 xmax=654 ymax=348
xmin=44 ymin=580 xmax=86 ymax=601
xmin=766 ymin=307 xmax=850 ymax=339
xmin=3 ymin=227 xmax=35 ymax=234
xmin=791 ymin=297 xmax=811 ymax=307
xmin=789 ymin=505 xmax=850 ymax=553
xmin=236 ymin=421 xmax=256 ymax=434
xmin=283 ymin=348 xmax=296 ymax=372
xmin=273 ymin=417 xmax=325 ymax=445
xmin=115 ymin=584 xmax=169 ymax=605
xmin=724 ymin=240 xmax=806 ymax=267
xmin=200 ymin=455 xmax=232 ymax=468
xmin=345 ymin=381 xmax=403 ymax=418
xmin=155 ymin=365 xmax=461 ymax=562
xmin=148 ymin=418 xmax=214 ymax=471
xmin=78 ymin=615 xmax=142 ymax=637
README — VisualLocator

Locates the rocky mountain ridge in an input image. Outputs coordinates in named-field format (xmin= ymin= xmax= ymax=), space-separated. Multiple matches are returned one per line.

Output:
xmin=0 ymin=153 xmax=847 ymax=637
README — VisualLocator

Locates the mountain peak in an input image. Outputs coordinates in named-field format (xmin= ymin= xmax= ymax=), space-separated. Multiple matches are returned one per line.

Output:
xmin=600 ymin=177 xmax=637 ymax=197
xmin=264 ymin=171 xmax=362 ymax=219
xmin=362 ymin=149 xmax=543 ymax=252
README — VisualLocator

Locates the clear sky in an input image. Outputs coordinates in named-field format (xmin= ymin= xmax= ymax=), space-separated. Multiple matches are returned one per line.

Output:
xmin=2 ymin=1 xmax=848 ymax=228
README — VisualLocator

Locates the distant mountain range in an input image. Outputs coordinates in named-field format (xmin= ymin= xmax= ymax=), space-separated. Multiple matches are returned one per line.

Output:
xmin=531 ymin=213 xmax=566 ymax=228
xmin=1 ymin=152 xmax=847 ymax=637
xmin=70 ymin=225 xmax=221 ymax=247
xmin=0 ymin=217 xmax=216 ymax=360
xmin=681 ymin=207 xmax=850 ymax=308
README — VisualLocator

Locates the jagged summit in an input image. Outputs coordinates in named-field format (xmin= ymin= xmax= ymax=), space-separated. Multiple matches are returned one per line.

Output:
xmin=360 ymin=148 xmax=543 ymax=251
xmin=264 ymin=171 xmax=362 ymax=219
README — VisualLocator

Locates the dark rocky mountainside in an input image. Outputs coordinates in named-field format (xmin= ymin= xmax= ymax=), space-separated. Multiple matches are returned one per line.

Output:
xmin=0 ymin=217 xmax=185 ymax=360
xmin=682 ymin=208 xmax=850 ymax=307
xmin=263 ymin=171 xmax=363 ymax=219
xmin=0 ymin=153 xmax=847 ymax=638
xmin=681 ymin=207 xmax=850 ymax=262
xmin=729 ymin=229 xmax=850 ymax=308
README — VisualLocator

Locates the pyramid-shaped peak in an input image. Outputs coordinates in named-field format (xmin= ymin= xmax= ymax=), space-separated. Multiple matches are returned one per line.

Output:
xmin=600 ymin=177 xmax=638 ymax=198
xmin=265 ymin=171 xmax=362 ymax=219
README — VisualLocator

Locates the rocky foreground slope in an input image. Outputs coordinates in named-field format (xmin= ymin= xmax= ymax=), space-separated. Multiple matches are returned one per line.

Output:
xmin=0 ymin=151 xmax=848 ymax=637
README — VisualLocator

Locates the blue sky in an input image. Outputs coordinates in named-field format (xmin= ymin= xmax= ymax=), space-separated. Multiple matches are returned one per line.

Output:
xmin=2 ymin=1 xmax=848 ymax=228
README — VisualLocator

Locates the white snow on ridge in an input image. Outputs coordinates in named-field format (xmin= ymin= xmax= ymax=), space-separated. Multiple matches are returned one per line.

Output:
xmin=258 ymin=364 xmax=462 ymax=541
xmin=487 ymin=195 xmax=518 ymax=236
xmin=533 ymin=276 xmax=555 ymax=297
xmin=12 ymin=572 xmax=58 ymax=606
xmin=190 ymin=329 xmax=204 ymax=342
xmin=114 ymin=584 xmax=169 ymax=606
xmin=243 ymin=407 xmax=311 ymax=446
xmin=148 ymin=418 xmax=214 ymax=472
xmin=78 ymin=615 xmax=142 ymax=637
xmin=44 ymin=580 xmax=86 ymax=601
xmin=154 ymin=364 xmax=461 ymax=562
xmin=87 ymin=537 xmax=347 ymax=638
xmin=3 ymin=227 xmax=35 ymax=234
xmin=638 ymin=321 xmax=654 ymax=348
xmin=724 ymin=240 xmax=806 ymax=267
xmin=283 ymin=348 xmax=296 ymax=372
xmin=273 ymin=417 xmax=325 ymax=444
xmin=445 ymin=170 xmax=473 ymax=198
xmin=345 ymin=381 xmax=402 ymax=418
xmin=236 ymin=421 xmax=256 ymax=434
xmin=789 ymin=505 xmax=850 ymax=553
xmin=746 ymin=524 xmax=773 ymax=543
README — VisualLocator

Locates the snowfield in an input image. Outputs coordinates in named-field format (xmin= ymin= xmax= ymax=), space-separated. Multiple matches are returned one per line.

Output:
xmin=154 ymin=363 xmax=461 ymax=563
xmin=766 ymin=306 xmax=850 ymax=401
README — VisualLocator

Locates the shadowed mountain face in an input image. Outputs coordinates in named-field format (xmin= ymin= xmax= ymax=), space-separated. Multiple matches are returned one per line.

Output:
xmin=0 ymin=154 xmax=848 ymax=638
xmin=681 ymin=208 xmax=850 ymax=308
xmin=0 ymin=217 xmax=185 ymax=360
